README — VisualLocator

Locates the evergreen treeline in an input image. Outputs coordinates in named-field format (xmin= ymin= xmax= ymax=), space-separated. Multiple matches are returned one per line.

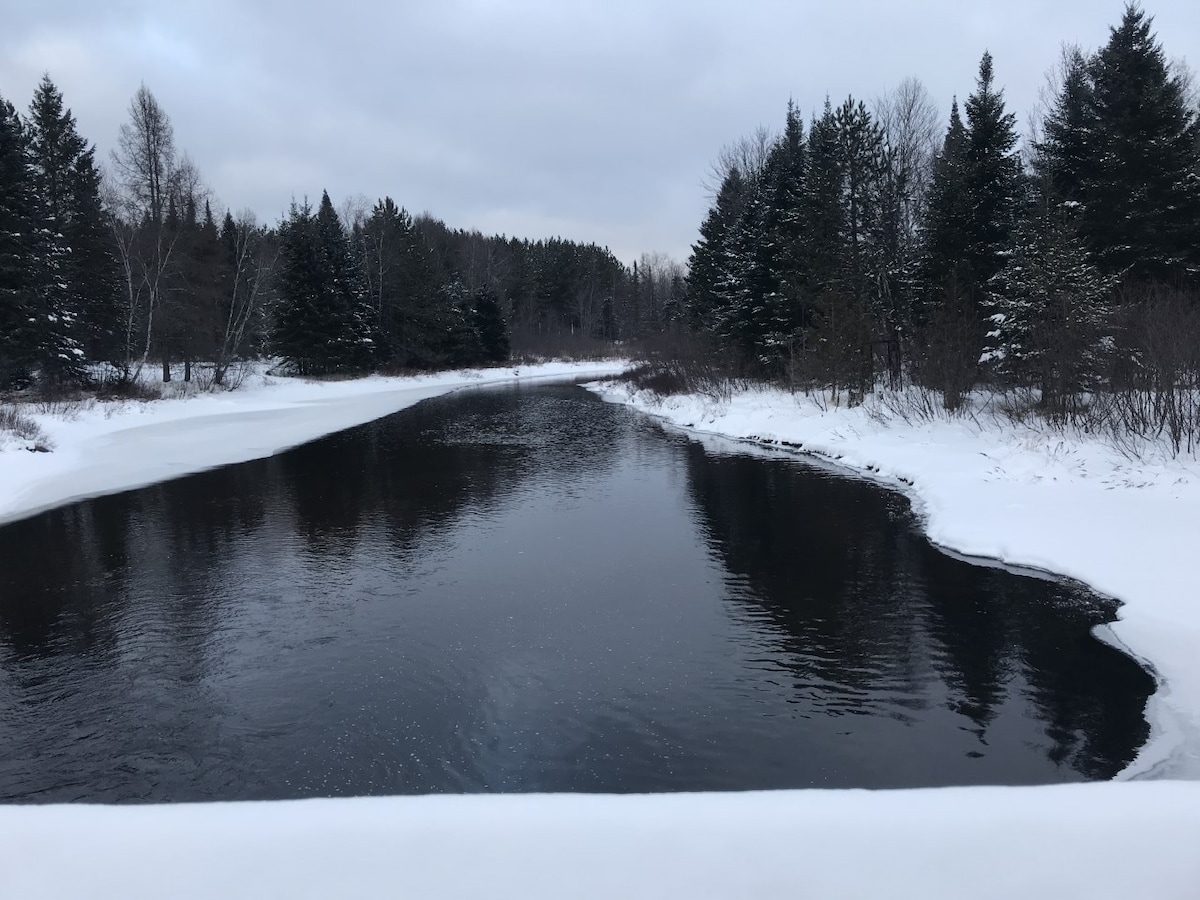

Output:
xmin=683 ymin=5 xmax=1200 ymax=433
xmin=1 ymin=81 xmax=683 ymax=392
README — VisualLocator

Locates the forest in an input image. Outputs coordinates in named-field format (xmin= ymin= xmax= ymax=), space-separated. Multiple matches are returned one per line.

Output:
xmin=1 ymin=4 xmax=1198 ymax=449
xmin=678 ymin=4 xmax=1200 ymax=452
xmin=0 ymin=79 xmax=680 ymax=389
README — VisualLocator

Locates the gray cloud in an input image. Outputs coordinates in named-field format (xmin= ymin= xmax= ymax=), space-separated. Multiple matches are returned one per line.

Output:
xmin=2 ymin=1 xmax=1197 ymax=263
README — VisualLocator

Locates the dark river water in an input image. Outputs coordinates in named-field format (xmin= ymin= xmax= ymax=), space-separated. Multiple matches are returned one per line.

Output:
xmin=0 ymin=382 xmax=1151 ymax=801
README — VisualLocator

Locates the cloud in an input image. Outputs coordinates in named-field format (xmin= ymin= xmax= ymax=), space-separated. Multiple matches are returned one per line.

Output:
xmin=3 ymin=1 xmax=1197 ymax=265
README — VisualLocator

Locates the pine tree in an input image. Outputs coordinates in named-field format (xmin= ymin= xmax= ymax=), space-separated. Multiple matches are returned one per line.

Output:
xmin=1083 ymin=3 xmax=1200 ymax=281
xmin=0 ymin=92 xmax=37 ymax=387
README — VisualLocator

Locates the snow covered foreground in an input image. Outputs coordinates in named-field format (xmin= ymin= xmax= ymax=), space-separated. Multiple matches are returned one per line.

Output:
xmin=2 ymin=366 xmax=1200 ymax=899
xmin=3 ymin=784 xmax=1199 ymax=900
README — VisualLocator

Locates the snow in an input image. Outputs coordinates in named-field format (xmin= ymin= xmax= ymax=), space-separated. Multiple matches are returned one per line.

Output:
xmin=2 ymin=784 xmax=1199 ymax=900
xmin=0 ymin=361 xmax=628 ymax=527
xmin=3 ymin=366 xmax=1200 ymax=899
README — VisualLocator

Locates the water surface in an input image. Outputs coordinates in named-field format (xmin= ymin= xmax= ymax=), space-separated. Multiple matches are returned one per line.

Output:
xmin=0 ymin=382 xmax=1151 ymax=801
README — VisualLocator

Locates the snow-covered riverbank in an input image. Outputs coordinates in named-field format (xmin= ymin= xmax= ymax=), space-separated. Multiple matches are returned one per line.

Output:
xmin=586 ymin=379 xmax=1200 ymax=782
xmin=2 ymin=366 xmax=1199 ymax=900
xmin=0 ymin=360 xmax=628 ymax=527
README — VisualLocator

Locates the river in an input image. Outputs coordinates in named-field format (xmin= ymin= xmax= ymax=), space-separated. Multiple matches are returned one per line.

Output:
xmin=0 ymin=381 xmax=1152 ymax=801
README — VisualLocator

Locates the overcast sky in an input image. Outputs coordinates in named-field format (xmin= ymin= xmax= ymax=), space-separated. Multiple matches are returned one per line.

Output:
xmin=2 ymin=1 xmax=1197 ymax=264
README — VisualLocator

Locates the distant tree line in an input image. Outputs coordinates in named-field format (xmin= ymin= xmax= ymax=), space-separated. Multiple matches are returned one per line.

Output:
xmin=682 ymin=4 xmax=1200 ymax=445
xmin=1 ymin=80 xmax=684 ymax=391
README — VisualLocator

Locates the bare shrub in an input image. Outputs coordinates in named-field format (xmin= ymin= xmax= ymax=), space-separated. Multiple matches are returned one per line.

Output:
xmin=629 ymin=330 xmax=746 ymax=401
xmin=0 ymin=405 xmax=51 ymax=451
xmin=1090 ymin=287 xmax=1200 ymax=456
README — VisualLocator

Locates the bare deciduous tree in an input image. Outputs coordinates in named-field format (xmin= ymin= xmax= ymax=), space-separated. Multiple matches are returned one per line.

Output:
xmin=873 ymin=77 xmax=939 ymax=238
xmin=338 ymin=192 xmax=371 ymax=235
xmin=109 ymin=84 xmax=184 ymax=379
xmin=113 ymin=84 xmax=176 ymax=225
xmin=703 ymin=124 xmax=776 ymax=199
xmin=215 ymin=211 xmax=276 ymax=387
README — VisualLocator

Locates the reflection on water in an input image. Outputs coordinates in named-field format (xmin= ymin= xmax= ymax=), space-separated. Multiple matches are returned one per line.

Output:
xmin=0 ymin=383 xmax=1151 ymax=801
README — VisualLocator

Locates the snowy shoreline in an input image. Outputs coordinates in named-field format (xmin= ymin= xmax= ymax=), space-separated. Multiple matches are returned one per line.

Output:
xmin=0 ymin=360 xmax=629 ymax=527
xmin=2 ymin=365 xmax=1200 ymax=899
xmin=584 ymin=379 xmax=1200 ymax=782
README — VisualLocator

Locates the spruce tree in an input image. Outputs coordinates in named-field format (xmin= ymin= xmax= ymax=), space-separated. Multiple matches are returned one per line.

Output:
xmin=472 ymin=284 xmax=510 ymax=363
xmin=26 ymin=76 xmax=94 ymax=386
xmin=1083 ymin=3 xmax=1200 ymax=281
xmin=68 ymin=149 xmax=123 ymax=367
xmin=685 ymin=165 xmax=746 ymax=331
xmin=920 ymin=98 xmax=971 ymax=300
xmin=802 ymin=99 xmax=845 ymax=293
xmin=272 ymin=200 xmax=327 ymax=374
xmin=1033 ymin=47 xmax=1096 ymax=204
xmin=360 ymin=197 xmax=440 ymax=367
xmin=712 ymin=166 xmax=777 ymax=368
xmin=962 ymin=52 xmax=1023 ymax=293
xmin=982 ymin=199 xmax=1115 ymax=417
xmin=917 ymin=99 xmax=977 ymax=408
xmin=715 ymin=108 xmax=809 ymax=372
xmin=314 ymin=190 xmax=373 ymax=371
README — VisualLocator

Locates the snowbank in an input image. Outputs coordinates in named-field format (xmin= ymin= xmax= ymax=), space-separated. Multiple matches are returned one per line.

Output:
xmin=586 ymin=380 xmax=1200 ymax=782
xmin=3 ymin=784 xmax=1198 ymax=900
xmin=0 ymin=360 xmax=628 ymax=527
xmin=4 ymin=366 xmax=1200 ymax=900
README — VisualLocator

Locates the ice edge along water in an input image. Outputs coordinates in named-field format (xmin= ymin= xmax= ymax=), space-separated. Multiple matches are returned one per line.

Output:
xmin=1 ymin=363 xmax=1198 ymax=900
xmin=583 ymin=379 xmax=1200 ymax=783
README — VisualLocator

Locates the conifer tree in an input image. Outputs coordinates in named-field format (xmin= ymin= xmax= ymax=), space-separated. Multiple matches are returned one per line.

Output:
xmin=715 ymin=108 xmax=808 ymax=371
xmin=802 ymin=100 xmax=845 ymax=293
xmin=834 ymin=97 xmax=891 ymax=307
xmin=962 ymin=52 xmax=1023 ymax=292
xmin=1083 ymin=3 xmax=1200 ymax=281
xmin=359 ymin=197 xmax=439 ymax=367
xmin=314 ymin=190 xmax=374 ymax=371
xmin=272 ymin=199 xmax=326 ymax=375
xmin=920 ymin=99 xmax=971 ymax=300
xmin=0 ymin=93 xmax=36 ymax=387
xmin=274 ymin=194 xmax=374 ymax=375
xmin=67 ymin=148 xmax=123 ymax=366
xmin=472 ymin=284 xmax=510 ymax=363
xmin=26 ymin=76 xmax=97 ymax=386
xmin=685 ymin=165 xmax=746 ymax=331
xmin=1033 ymin=47 xmax=1096 ymax=204
xmin=918 ymin=98 xmax=977 ymax=408
xmin=982 ymin=199 xmax=1115 ymax=417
